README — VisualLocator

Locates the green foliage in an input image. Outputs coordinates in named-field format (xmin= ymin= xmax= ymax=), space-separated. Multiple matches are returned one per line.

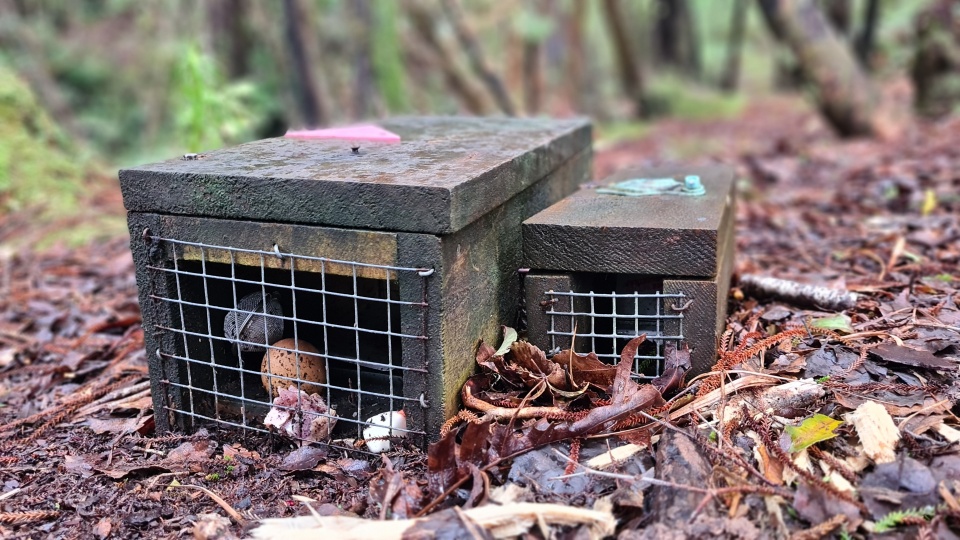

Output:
xmin=647 ymin=75 xmax=746 ymax=121
xmin=873 ymin=505 xmax=935 ymax=533
xmin=784 ymin=414 xmax=842 ymax=453
xmin=371 ymin=0 xmax=408 ymax=113
xmin=811 ymin=314 xmax=854 ymax=333
xmin=0 ymin=63 xmax=84 ymax=216
xmin=171 ymin=43 xmax=263 ymax=153
xmin=514 ymin=8 xmax=554 ymax=42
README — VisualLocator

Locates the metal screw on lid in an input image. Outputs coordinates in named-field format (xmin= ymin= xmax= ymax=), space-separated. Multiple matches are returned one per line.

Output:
xmin=683 ymin=175 xmax=705 ymax=195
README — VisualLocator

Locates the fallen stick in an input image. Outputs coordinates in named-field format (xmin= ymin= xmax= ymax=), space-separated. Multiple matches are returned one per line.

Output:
xmin=667 ymin=375 xmax=778 ymax=420
xmin=739 ymin=274 xmax=858 ymax=311
xmin=250 ymin=502 xmax=615 ymax=540
xmin=173 ymin=484 xmax=247 ymax=526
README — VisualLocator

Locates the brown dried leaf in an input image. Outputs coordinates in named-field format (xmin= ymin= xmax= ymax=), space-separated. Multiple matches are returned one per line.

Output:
xmin=551 ymin=349 xmax=617 ymax=389
xmin=509 ymin=341 xmax=566 ymax=389
xmin=369 ymin=455 xmax=424 ymax=520
xmin=427 ymin=340 xmax=664 ymax=501
xmin=86 ymin=415 xmax=152 ymax=435
xmin=835 ymin=392 xmax=952 ymax=416
xmin=871 ymin=343 xmax=957 ymax=370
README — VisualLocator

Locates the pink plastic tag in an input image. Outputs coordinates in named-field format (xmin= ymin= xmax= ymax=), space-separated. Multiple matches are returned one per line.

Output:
xmin=284 ymin=124 xmax=401 ymax=143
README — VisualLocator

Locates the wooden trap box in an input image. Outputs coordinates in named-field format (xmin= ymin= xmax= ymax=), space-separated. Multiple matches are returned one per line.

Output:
xmin=119 ymin=117 xmax=591 ymax=448
xmin=522 ymin=165 xmax=736 ymax=377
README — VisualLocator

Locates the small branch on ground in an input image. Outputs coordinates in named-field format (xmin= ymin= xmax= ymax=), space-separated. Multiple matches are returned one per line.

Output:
xmin=739 ymin=274 xmax=858 ymax=311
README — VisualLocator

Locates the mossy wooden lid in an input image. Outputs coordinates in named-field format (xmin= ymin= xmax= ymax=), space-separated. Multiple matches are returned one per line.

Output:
xmin=522 ymin=165 xmax=736 ymax=278
xmin=119 ymin=117 xmax=591 ymax=235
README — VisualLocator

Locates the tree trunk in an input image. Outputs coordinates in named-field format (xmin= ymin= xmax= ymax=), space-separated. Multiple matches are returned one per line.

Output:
xmin=654 ymin=0 xmax=700 ymax=78
xmin=522 ymin=38 xmax=542 ymax=115
xmin=564 ymin=0 xmax=588 ymax=112
xmin=602 ymin=0 xmax=647 ymax=118
xmin=440 ymin=0 xmax=516 ymax=116
xmin=822 ymin=0 xmax=851 ymax=38
xmin=676 ymin=0 xmax=701 ymax=79
xmin=654 ymin=0 xmax=680 ymax=66
xmin=350 ymin=0 xmax=376 ymax=119
xmin=207 ymin=0 xmax=251 ymax=79
xmin=758 ymin=0 xmax=880 ymax=137
xmin=910 ymin=0 xmax=960 ymax=118
xmin=282 ymin=0 xmax=327 ymax=126
xmin=720 ymin=0 xmax=747 ymax=92
xmin=855 ymin=0 xmax=880 ymax=70
xmin=757 ymin=0 xmax=804 ymax=89
xmin=405 ymin=0 xmax=493 ymax=115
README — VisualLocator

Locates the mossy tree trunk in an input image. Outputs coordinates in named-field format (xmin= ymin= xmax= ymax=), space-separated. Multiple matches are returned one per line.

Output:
xmin=282 ymin=0 xmax=327 ymax=127
xmin=759 ymin=0 xmax=881 ymax=137
xmin=720 ymin=0 xmax=748 ymax=92
xmin=910 ymin=0 xmax=960 ymax=119
xmin=602 ymin=0 xmax=648 ymax=118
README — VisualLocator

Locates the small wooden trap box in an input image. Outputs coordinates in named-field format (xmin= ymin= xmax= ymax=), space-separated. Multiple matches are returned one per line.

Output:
xmin=120 ymin=117 xmax=591 ymax=448
xmin=521 ymin=165 xmax=736 ymax=378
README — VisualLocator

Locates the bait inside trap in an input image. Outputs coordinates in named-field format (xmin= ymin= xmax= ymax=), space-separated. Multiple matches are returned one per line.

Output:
xmin=139 ymin=230 xmax=429 ymax=444
xmin=120 ymin=117 xmax=592 ymax=449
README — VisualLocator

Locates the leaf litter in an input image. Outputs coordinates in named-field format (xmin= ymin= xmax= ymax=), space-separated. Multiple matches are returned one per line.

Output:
xmin=3 ymin=108 xmax=960 ymax=538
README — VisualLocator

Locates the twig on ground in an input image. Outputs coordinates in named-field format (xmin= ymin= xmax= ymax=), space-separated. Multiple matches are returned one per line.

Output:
xmin=173 ymin=484 xmax=247 ymax=526
xmin=740 ymin=274 xmax=858 ymax=311
xmin=0 ymin=510 xmax=59 ymax=525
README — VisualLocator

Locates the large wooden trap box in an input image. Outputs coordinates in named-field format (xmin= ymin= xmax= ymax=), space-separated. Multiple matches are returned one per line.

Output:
xmin=522 ymin=165 xmax=736 ymax=378
xmin=119 ymin=117 xmax=591 ymax=448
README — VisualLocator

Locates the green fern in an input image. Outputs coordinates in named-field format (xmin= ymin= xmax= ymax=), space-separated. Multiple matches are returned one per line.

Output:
xmin=873 ymin=506 xmax=936 ymax=533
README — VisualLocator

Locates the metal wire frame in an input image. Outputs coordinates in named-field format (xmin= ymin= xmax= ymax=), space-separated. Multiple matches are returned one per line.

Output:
xmin=143 ymin=234 xmax=431 ymax=452
xmin=543 ymin=289 xmax=685 ymax=379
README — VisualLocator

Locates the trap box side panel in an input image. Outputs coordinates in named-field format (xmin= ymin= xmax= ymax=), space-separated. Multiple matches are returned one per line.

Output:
xmin=662 ymin=206 xmax=736 ymax=375
xmin=119 ymin=117 xmax=591 ymax=235
xmin=427 ymin=147 xmax=592 ymax=435
xmin=522 ymin=165 xmax=735 ymax=278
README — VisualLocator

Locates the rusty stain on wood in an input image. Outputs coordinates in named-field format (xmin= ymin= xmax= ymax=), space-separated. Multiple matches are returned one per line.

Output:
xmin=167 ymin=216 xmax=399 ymax=280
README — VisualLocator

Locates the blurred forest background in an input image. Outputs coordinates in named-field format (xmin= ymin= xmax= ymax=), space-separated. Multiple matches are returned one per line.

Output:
xmin=0 ymin=0 xmax=958 ymax=250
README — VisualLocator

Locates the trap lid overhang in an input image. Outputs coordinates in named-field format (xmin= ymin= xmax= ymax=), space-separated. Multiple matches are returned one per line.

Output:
xmin=119 ymin=117 xmax=591 ymax=235
xmin=521 ymin=165 xmax=736 ymax=278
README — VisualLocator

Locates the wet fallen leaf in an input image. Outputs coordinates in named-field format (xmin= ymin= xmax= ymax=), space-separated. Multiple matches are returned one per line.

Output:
xmin=792 ymin=481 xmax=863 ymax=530
xmin=835 ymin=392 xmax=951 ymax=416
xmin=279 ymin=446 xmax=327 ymax=472
xmin=861 ymin=457 xmax=939 ymax=519
xmin=811 ymin=314 xmax=853 ymax=333
xmin=93 ymin=517 xmax=112 ymax=539
xmin=871 ymin=342 xmax=956 ymax=370
xmin=86 ymin=415 xmax=151 ymax=435
xmin=428 ymin=336 xmax=664 ymax=503
xmin=63 ymin=454 xmax=96 ymax=478
xmin=784 ymin=415 xmax=842 ymax=453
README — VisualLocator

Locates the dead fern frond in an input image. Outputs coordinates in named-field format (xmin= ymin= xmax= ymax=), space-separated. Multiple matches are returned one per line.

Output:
xmin=696 ymin=328 xmax=808 ymax=398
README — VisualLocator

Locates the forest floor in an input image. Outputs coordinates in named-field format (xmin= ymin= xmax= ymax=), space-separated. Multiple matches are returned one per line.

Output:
xmin=1 ymin=96 xmax=959 ymax=539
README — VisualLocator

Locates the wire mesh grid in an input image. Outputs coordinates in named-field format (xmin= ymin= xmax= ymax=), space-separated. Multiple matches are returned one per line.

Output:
xmin=543 ymin=289 xmax=685 ymax=379
xmin=142 ymin=233 xmax=432 ymax=451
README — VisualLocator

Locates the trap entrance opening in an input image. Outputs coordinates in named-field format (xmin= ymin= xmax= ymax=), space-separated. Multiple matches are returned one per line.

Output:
xmin=539 ymin=273 xmax=685 ymax=379
xmin=147 ymin=238 xmax=429 ymax=444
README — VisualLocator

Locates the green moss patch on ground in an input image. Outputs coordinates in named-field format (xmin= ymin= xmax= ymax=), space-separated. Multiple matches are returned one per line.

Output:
xmin=0 ymin=63 xmax=126 ymax=250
